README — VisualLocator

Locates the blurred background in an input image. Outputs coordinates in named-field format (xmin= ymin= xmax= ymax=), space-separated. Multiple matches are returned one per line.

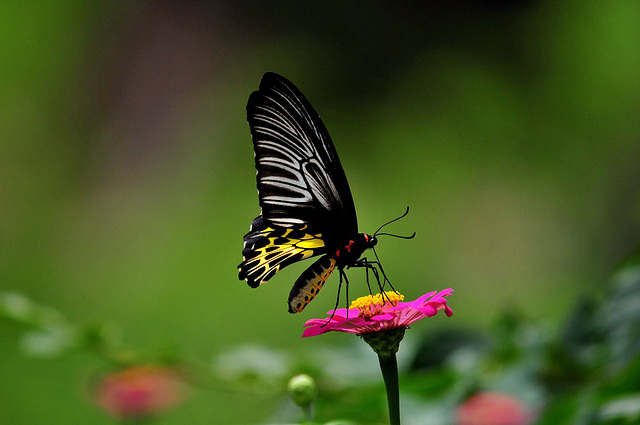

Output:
xmin=1 ymin=1 xmax=639 ymax=423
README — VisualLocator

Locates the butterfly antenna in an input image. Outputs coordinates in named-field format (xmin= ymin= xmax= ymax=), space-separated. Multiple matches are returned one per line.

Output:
xmin=376 ymin=231 xmax=416 ymax=239
xmin=374 ymin=206 xmax=416 ymax=239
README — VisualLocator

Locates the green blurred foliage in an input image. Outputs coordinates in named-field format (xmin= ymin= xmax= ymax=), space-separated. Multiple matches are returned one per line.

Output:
xmin=1 ymin=1 xmax=639 ymax=423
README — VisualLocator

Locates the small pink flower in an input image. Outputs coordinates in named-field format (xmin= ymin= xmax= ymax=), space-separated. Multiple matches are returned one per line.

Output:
xmin=302 ymin=289 xmax=453 ymax=338
xmin=456 ymin=392 xmax=534 ymax=425
xmin=94 ymin=365 xmax=187 ymax=420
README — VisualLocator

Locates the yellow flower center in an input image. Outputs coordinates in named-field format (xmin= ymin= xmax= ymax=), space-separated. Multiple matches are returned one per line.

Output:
xmin=349 ymin=291 xmax=404 ymax=319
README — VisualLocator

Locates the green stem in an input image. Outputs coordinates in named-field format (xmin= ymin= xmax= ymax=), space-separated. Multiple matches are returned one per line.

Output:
xmin=302 ymin=404 xmax=313 ymax=423
xmin=378 ymin=352 xmax=401 ymax=425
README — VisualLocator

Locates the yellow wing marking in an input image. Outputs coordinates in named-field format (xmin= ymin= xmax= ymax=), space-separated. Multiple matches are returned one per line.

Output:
xmin=240 ymin=226 xmax=325 ymax=287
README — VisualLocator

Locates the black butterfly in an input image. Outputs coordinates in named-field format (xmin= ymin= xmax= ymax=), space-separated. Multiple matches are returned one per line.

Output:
xmin=238 ymin=72 xmax=381 ymax=313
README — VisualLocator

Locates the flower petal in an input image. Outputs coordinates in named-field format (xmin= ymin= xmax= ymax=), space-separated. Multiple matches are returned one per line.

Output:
xmin=369 ymin=313 xmax=397 ymax=321
xmin=413 ymin=290 xmax=437 ymax=304
xmin=445 ymin=305 xmax=453 ymax=317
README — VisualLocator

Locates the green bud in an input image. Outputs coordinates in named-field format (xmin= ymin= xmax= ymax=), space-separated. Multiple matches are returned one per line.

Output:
xmin=288 ymin=374 xmax=318 ymax=408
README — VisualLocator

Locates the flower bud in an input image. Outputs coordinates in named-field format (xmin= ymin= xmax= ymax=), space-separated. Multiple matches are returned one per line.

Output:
xmin=287 ymin=374 xmax=318 ymax=408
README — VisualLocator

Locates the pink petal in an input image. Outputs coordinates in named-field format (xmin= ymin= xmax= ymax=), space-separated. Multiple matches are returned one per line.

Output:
xmin=322 ymin=308 xmax=351 ymax=319
xmin=301 ymin=326 xmax=327 ymax=337
xmin=415 ymin=305 xmax=437 ymax=316
xmin=413 ymin=291 xmax=437 ymax=304
xmin=369 ymin=313 xmax=397 ymax=321
xmin=302 ymin=318 xmax=334 ymax=328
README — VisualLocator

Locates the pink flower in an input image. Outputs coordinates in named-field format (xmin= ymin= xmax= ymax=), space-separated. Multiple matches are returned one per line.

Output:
xmin=302 ymin=289 xmax=453 ymax=338
xmin=94 ymin=365 xmax=188 ymax=420
xmin=456 ymin=392 xmax=534 ymax=425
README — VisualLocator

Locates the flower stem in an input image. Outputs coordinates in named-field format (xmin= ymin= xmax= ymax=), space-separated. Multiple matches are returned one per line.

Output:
xmin=378 ymin=352 xmax=401 ymax=425
xmin=302 ymin=404 xmax=313 ymax=423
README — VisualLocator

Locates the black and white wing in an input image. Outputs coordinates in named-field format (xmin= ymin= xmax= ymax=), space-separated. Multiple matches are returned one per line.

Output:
xmin=246 ymin=72 xmax=358 ymax=243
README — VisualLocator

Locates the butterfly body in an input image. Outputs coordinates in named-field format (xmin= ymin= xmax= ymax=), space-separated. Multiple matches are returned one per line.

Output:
xmin=238 ymin=72 xmax=377 ymax=313
xmin=287 ymin=233 xmax=377 ymax=313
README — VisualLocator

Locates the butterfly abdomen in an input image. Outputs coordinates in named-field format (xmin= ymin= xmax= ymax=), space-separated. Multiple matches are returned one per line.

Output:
xmin=288 ymin=255 xmax=337 ymax=313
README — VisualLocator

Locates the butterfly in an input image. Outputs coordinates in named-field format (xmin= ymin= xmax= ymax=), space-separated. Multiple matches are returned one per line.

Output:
xmin=238 ymin=72 xmax=383 ymax=314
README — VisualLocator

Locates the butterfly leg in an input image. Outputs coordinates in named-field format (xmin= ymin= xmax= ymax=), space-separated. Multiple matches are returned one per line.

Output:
xmin=369 ymin=259 xmax=401 ymax=304
xmin=343 ymin=268 xmax=349 ymax=311
xmin=350 ymin=257 xmax=399 ymax=301
xmin=322 ymin=268 xmax=349 ymax=326
xmin=363 ymin=263 xmax=374 ymax=294
xmin=349 ymin=258 xmax=382 ymax=290
xmin=363 ymin=260 xmax=379 ymax=294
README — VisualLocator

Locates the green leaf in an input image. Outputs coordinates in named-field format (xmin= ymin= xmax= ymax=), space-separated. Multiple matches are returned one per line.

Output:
xmin=597 ymin=394 xmax=640 ymax=424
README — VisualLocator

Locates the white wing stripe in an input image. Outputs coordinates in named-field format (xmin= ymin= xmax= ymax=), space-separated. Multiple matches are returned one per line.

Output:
xmin=246 ymin=73 xmax=356 ymax=230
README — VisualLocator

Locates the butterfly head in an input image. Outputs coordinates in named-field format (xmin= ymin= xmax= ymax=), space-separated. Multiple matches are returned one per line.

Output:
xmin=364 ymin=233 xmax=378 ymax=248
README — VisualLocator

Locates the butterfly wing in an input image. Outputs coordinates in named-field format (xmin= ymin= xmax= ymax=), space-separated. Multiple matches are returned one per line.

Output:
xmin=247 ymin=72 xmax=358 ymax=241
xmin=239 ymin=216 xmax=326 ymax=288
xmin=239 ymin=73 xmax=358 ymax=289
